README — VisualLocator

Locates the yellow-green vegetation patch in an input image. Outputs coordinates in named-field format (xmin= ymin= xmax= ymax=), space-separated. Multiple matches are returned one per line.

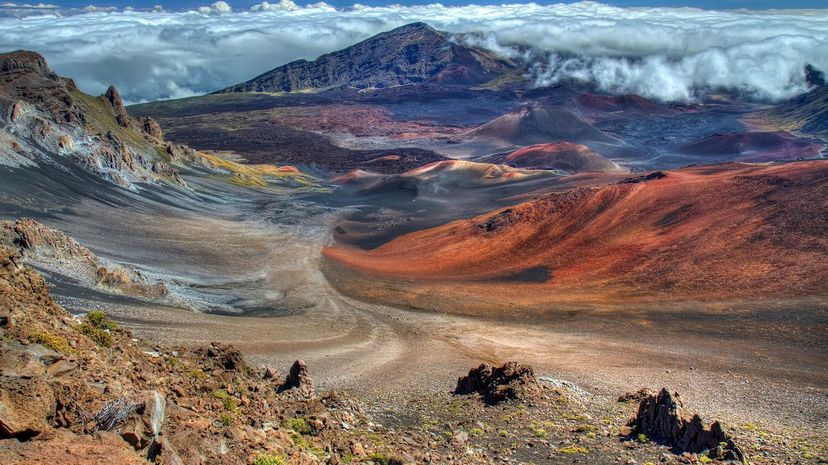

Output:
xmin=219 ymin=412 xmax=233 ymax=426
xmin=558 ymin=445 xmax=589 ymax=454
xmin=368 ymin=452 xmax=404 ymax=465
xmin=283 ymin=417 xmax=311 ymax=434
xmin=72 ymin=91 xmax=151 ymax=149
xmin=530 ymin=427 xmax=548 ymax=438
xmin=75 ymin=310 xmax=117 ymax=347
xmin=188 ymin=368 xmax=207 ymax=379
xmin=252 ymin=452 xmax=286 ymax=465
xmin=213 ymin=389 xmax=239 ymax=412
xmin=28 ymin=329 xmax=68 ymax=352
xmin=76 ymin=323 xmax=112 ymax=347
xmin=200 ymin=152 xmax=314 ymax=188
xmin=469 ymin=427 xmax=484 ymax=437
xmin=86 ymin=310 xmax=117 ymax=330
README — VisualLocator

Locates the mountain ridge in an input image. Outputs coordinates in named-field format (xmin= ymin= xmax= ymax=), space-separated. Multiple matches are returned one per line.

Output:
xmin=220 ymin=22 xmax=518 ymax=93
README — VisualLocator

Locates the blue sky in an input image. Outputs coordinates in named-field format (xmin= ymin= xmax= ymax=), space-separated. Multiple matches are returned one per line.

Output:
xmin=41 ymin=0 xmax=828 ymax=10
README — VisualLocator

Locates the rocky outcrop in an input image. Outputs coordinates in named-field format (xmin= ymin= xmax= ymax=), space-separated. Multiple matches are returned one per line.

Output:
xmin=0 ymin=50 xmax=184 ymax=188
xmin=0 ymin=218 xmax=169 ymax=301
xmin=222 ymin=22 xmax=516 ymax=93
xmin=454 ymin=362 xmax=542 ymax=405
xmin=279 ymin=360 xmax=315 ymax=398
xmin=626 ymin=388 xmax=745 ymax=462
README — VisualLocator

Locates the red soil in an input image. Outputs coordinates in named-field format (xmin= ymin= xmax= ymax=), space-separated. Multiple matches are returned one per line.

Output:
xmin=501 ymin=142 xmax=626 ymax=172
xmin=324 ymin=161 xmax=828 ymax=305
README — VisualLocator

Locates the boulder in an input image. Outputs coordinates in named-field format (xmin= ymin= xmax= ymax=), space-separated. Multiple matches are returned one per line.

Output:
xmin=0 ymin=429 xmax=147 ymax=465
xmin=627 ymin=388 xmax=745 ymax=462
xmin=279 ymin=360 xmax=315 ymax=398
xmin=454 ymin=362 xmax=542 ymax=405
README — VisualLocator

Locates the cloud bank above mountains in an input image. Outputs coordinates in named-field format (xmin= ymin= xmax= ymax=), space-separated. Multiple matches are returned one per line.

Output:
xmin=1 ymin=1 xmax=825 ymax=103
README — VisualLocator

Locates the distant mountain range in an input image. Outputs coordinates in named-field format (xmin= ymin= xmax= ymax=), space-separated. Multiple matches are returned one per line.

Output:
xmin=220 ymin=22 xmax=519 ymax=93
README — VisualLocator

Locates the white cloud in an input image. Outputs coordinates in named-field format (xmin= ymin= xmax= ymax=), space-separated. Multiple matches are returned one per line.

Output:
xmin=196 ymin=1 xmax=231 ymax=15
xmin=1 ymin=2 xmax=825 ymax=103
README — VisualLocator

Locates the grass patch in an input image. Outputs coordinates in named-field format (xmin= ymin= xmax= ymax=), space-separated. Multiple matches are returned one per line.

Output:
xmin=637 ymin=433 xmax=649 ymax=444
xmin=219 ymin=413 xmax=233 ymax=426
xmin=28 ymin=329 xmax=68 ymax=352
xmin=531 ymin=427 xmax=548 ymax=438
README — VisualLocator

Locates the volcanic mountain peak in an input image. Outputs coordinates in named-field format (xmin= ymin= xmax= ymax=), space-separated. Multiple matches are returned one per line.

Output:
xmin=221 ymin=22 xmax=517 ymax=93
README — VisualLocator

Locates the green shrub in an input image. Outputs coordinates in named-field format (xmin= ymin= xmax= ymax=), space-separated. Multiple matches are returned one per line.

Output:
xmin=219 ymin=413 xmax=233 ymax=426
xmin=28 ymin=330 xmax=68 ymax=352
xmin=76 ymin=322 xmax=113 ymax=347
xmin=283 ymin=417 xmax=311 ymax=434
xmin=469 ymin=427 xmax=484 ymax=437
xmin=213 ymin=389 xmax=239 ymax=412
xmin=637 ymin=433 xmax=649 ymax=444
xmin=531 ymin=427 xmax=548 ymax=438
xmin=86 ymin=310 xmax=117 ymax=330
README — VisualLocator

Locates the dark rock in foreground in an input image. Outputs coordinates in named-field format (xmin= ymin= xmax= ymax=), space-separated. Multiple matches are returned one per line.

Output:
xmin=279 ymin=359 xmax=315 ymax=398
xmin=455 ymin=362 xmax=542 ymax=405
xmin=627 ymin=388 xmax=745 ymax=463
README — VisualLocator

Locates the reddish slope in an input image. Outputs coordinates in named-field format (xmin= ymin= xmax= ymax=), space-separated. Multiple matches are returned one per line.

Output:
xmin=324 ymin=161 xmax=828 ymax=308
xmin=485 ymin=142 xmax=627 ymax=173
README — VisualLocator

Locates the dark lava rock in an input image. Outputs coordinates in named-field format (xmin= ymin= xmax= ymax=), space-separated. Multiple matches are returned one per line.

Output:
xmin=104 ymin=85 xmax=128 ymax=120
xmin=620 ymin=171 xmax=667 ymax=184
xmin=804 ymin=64 xmax=826 ymax=88
xmin=454 ymin=362 xmax=542 ymax=405
xmin=628 ymin=388 xmax=745 ymax=463
xmin=221 ymin=22 xmax=516 ymax=93
xmin=195 ymin=343 xmax=246 ymax=373
xmin=279 ymin=360 xmax=315 ymax=398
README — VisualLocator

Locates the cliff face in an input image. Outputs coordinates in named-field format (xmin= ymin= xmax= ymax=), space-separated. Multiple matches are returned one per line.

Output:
xmin=0 ymin=50 xmax=183 ymax=189
xmin=222 ymin=23 xmax=517 ymax=93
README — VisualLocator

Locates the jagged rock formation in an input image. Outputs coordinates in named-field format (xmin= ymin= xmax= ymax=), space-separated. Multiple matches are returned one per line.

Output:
xmin=0 ymin=218 xmax=168 ymax=300
xmin=0 ymin=50 xmax=182 ymax=188
xmin=279 ymin=360 xmax=315 ymax=398
xmin=627 ymin=388 xmax=745 ymax=463
xmin=222 ymin=22 xmax=517 ymax=93
xmin=454 ymin=362 xmax=542 ymax=405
